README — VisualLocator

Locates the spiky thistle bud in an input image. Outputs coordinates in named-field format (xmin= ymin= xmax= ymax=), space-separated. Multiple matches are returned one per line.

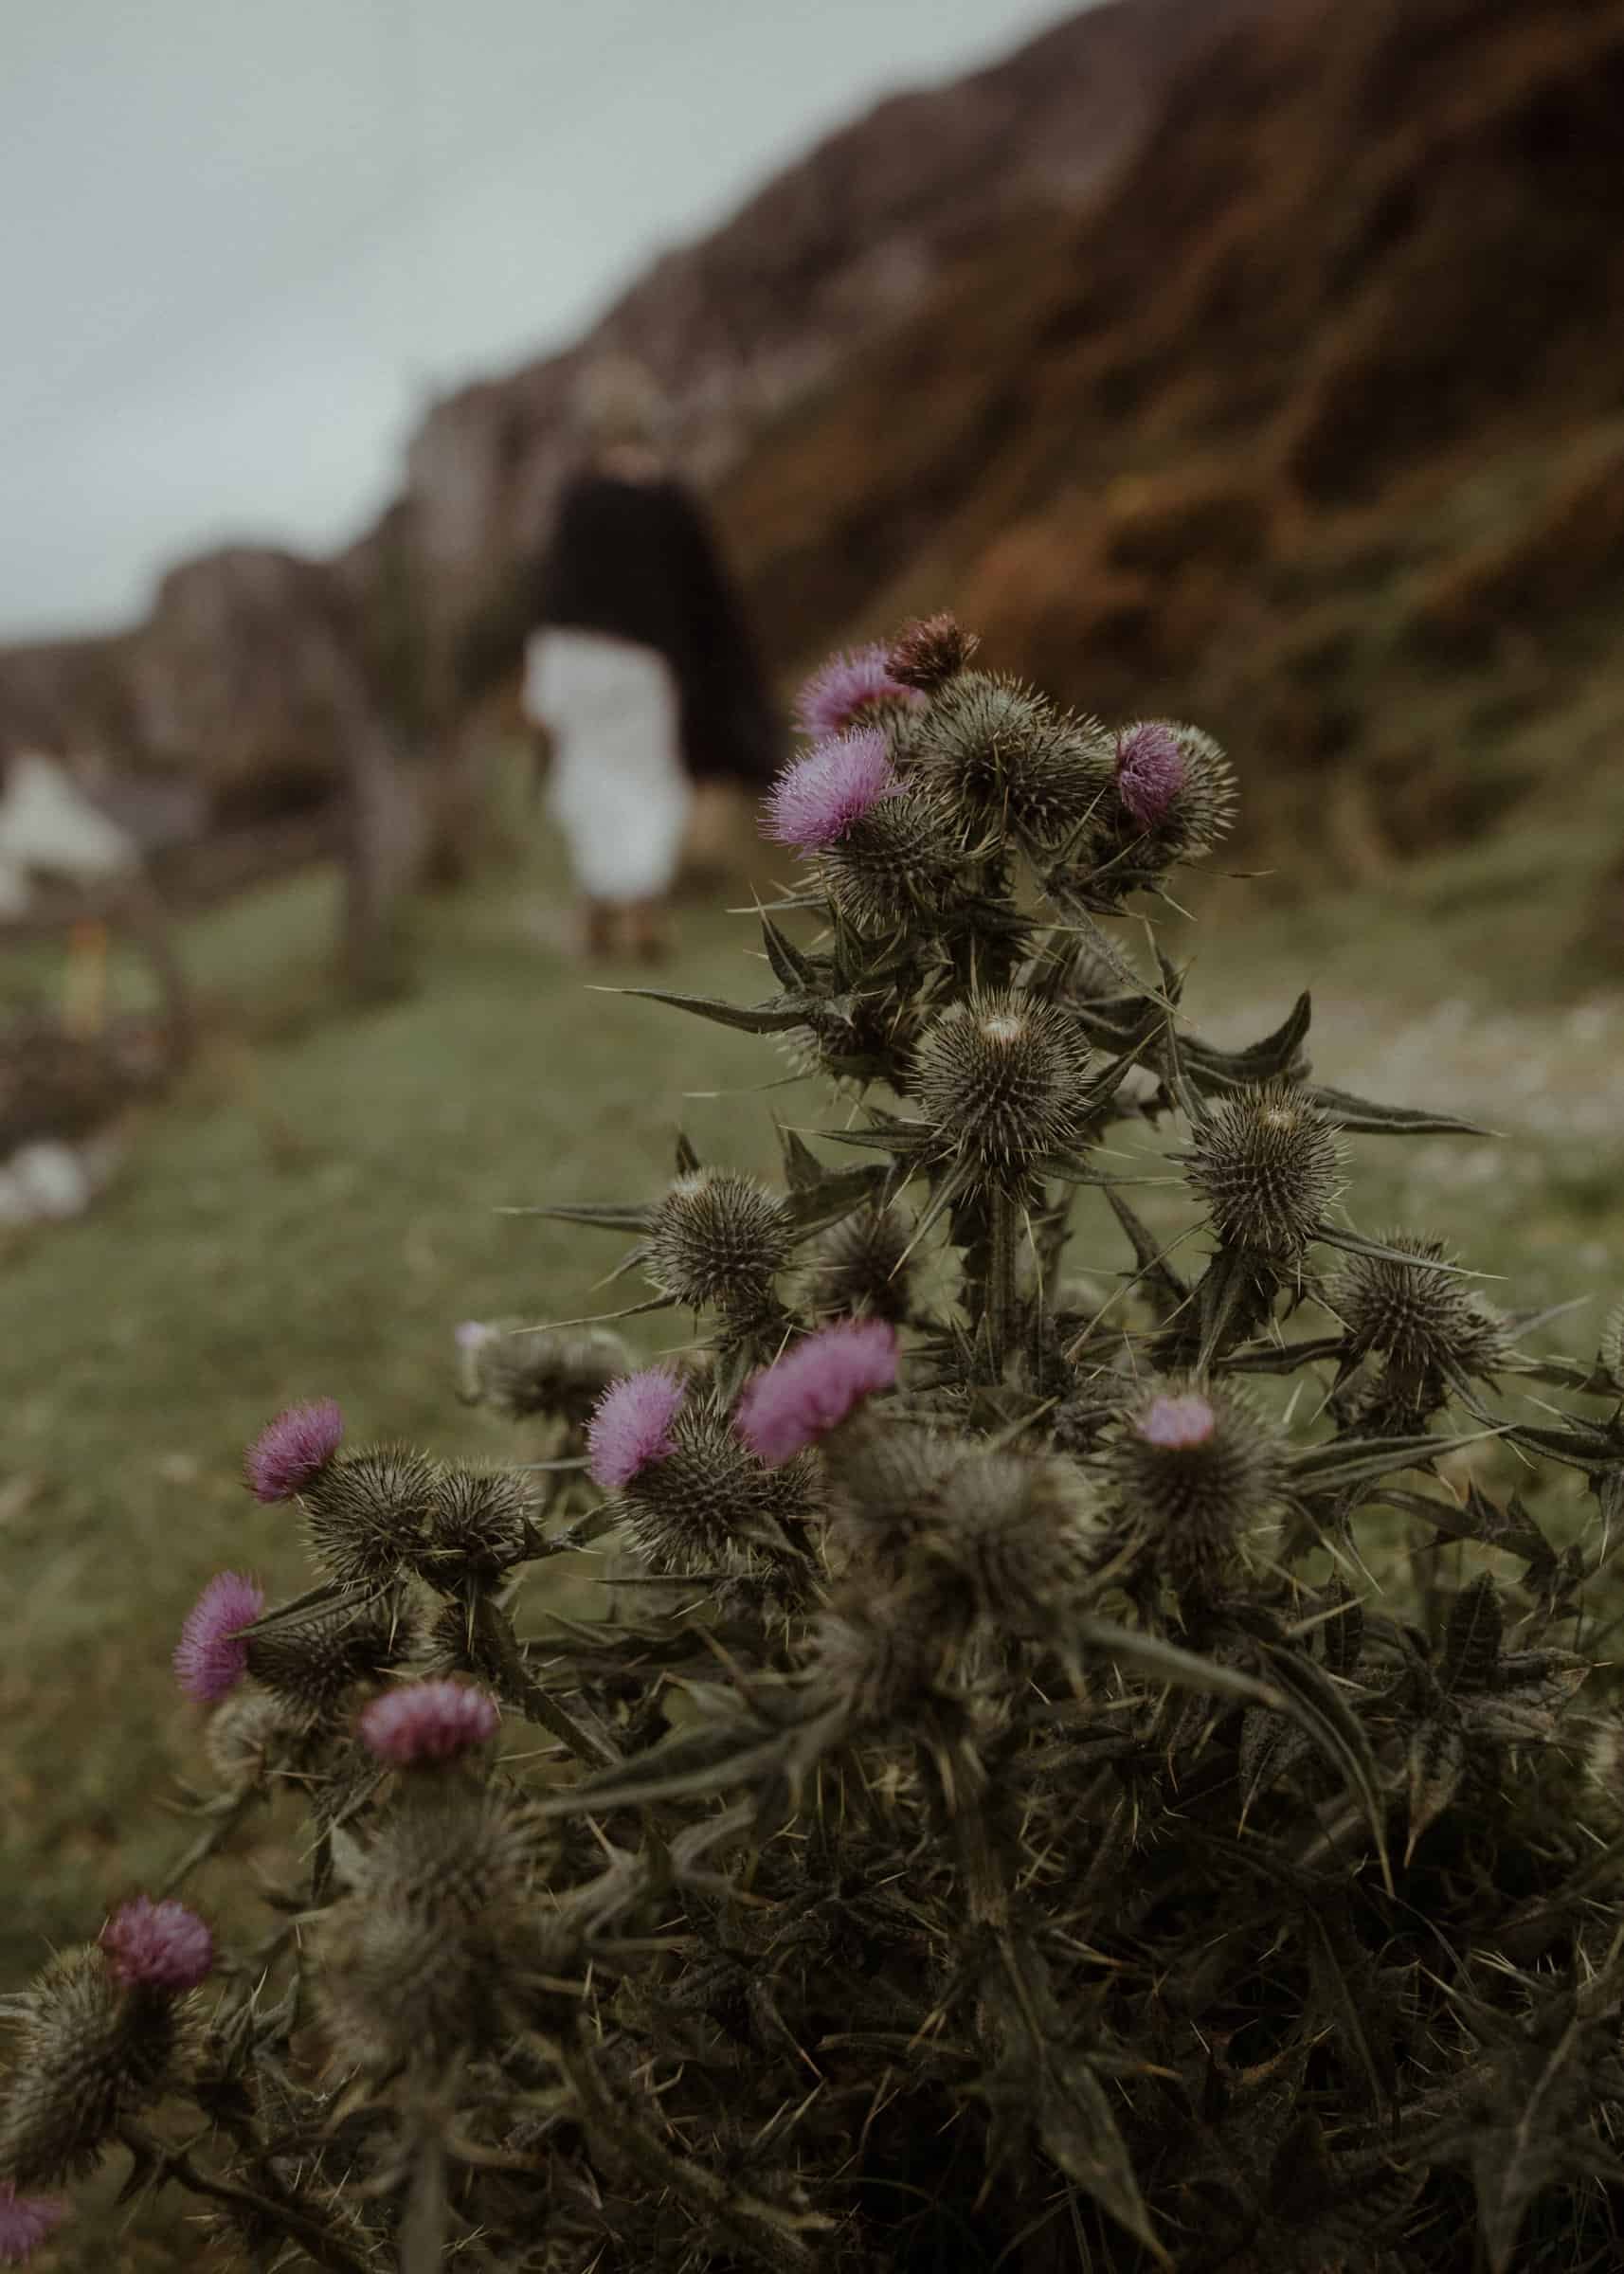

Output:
xmin=1332 ymin=1233 xmax=1507 ymax=1412
xmin=244 ymin=1398 xmax=344 ymax=1503
xmin=0 ymin=2185 xmax=65 ymax=2263
xmin=794 ymin=644 xmax=925 ymax=741
xmin=1602 ymin=1297 xmax=1624 ymax=1391
xmin=820 ymin=1419 xmax=960 ymax=1576
xmin=455 ymin=1319 xmax=635 ymax=1422
xmin=314 ymin=1789 xmax=541 ymax=2070
xmin=612 ymin=1396 xmax=819 ymax=1579
xmin=244 ymin=1587 xmax=415 ymax=1717
xmin=0 ymin=1946 xmax=196 ymax=2186
xmin=204 ymin=1685 xmax=310 ymax=1789
xmin=1106 ymin=1381 xmax=1284 ymax=1591
xmin=734 ymin=1320 xmax=898 ymax=1467
xmin=802 ymin=1589 xmax=955 ymax=1731
xmin=886 ymin=611 xmax=980 ymax=692
xmin=299 ymin=1446 xmax=440 ymax=1585
xmin=805 ymin=1202 xmax=914 ymax=1324
xmin=419 ymin=1463 xmax=533 ymax=1583
xmin=1110 ymin=720 xmax=1236 ymax=863
xmin=360 ymin=1679 xmax=500 ymax=1766
xmin=924 ymin=1449 xmax=1099 ymax=1637
xmin=912 ymin=990 xmax=1092 ymax=1191
xmin=818 ymin=788 xmax=959 ymax=936
xmin=1182 ymin=1082 xmax=1345 ymax=1262
xmin=907 ymin=673 xmax=1112 ymax=846
xmin=645 ymin=1170 xmax=792 ymax=1320
xmin=172 ymin=1571 xmax=265 ymax=1704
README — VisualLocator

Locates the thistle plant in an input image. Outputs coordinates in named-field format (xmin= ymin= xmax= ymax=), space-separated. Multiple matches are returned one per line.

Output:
xmin=8 ymin=618 xmax=1624 ymax=2272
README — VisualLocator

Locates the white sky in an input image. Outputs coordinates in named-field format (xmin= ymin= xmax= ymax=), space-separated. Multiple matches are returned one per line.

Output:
xmin=1 ymin=0 xmax=1078 ymax=641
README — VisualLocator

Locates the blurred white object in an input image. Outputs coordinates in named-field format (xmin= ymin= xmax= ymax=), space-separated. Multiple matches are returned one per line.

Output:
xmin=522 ymin=629 xmax=692 ymax=902
xmin=0 ymin=749 xmax=139 ymax=915
xmin=0 ymin=1132 xmax=121 ymax=1227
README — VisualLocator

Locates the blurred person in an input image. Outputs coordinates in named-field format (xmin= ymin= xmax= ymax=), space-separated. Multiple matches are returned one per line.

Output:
xmin=472 ymin=354 xmax=781 ymax=961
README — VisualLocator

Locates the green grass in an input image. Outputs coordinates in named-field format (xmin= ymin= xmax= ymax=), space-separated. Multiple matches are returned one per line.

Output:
xmin=2 ymin=805 xmax=1622 ymax=2268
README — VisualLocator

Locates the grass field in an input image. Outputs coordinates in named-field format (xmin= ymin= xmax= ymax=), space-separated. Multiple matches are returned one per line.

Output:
xmin=1 ymin=797 xmax=1621 ymax=2267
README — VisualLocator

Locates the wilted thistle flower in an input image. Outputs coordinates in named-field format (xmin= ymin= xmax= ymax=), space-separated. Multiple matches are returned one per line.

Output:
xmin=734 ymin=1319 xmax=898 ymax=1466
xmin=172 ymin=1570 xmax=265 ymax=1704
xmin=909 ymin=673 xmax=1112 ymax=846
xmin=99 ymin=1900 xmax=212 ymax=1993
xmin=886 ymin=611 xmax=980 ymax=692
xmin=645 ymin=1170 xmax=792 ymax=1320
xmin=806 ymin=1201 xmax=914 ymax=1324
xmin=0 ymin=2186 xmax=65 ymax=2263
xmin=1110 ymin=720 xmax=1236 ymax=862
xmin=611 ymin=1396 xmax=819 ymax=1579
xmin=794 ymin=643 xmax=924 ymax=740
xmin=244 ymin=1588 xmax=414 ymax=1718
xmin=420 ymin=1462 xmax=532 ymax=1582
xmin=1183 ymin=1081 xmax=1345 ymax=1262
xmin=0 ymin=1946 xmax=194 ymax=2187
xmin=1333 ymin=1233 xmax=1507 ymax=1409
xmin=244 ymin=1397 xmax=345 ymax=1502
xmin=587 ymin=1366 xmax=686 ymax=1488
xmin=300 ymin=1445 xmax=440 ymax=1585
xmin=1107 ymin=1381 xmax=1284 ymax=1591
xmin=912 ymin=990 xmax=1092 ymax=1191
xmin=455 ymin=1318 xmax=635 ymax=1422
xmin=360 ymin=1679 xmax=500 ymax=1766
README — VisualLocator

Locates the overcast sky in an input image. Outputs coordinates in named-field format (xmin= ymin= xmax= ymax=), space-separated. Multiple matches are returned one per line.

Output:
xmin=1 ymin=0 xmax=1079 ymax=642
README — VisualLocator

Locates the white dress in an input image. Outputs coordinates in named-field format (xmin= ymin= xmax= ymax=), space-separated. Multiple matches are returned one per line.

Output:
xmin=521 ymin=627 xmax=692 ymax=903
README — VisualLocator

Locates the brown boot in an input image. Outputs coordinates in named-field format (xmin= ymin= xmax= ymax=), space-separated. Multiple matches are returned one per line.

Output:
xmin=580 ymin=898 xmax=619 ymax=961
xmin=623 ymin=896 xmax=670 ymax=964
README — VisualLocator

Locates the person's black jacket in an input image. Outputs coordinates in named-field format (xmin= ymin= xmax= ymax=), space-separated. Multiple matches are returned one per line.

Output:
xmin=457 ymin=469 xmax=782 ymax=788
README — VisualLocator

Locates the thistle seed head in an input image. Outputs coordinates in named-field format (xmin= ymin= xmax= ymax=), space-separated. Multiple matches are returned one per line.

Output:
xmin=300 ymin=1447 xmax=440 ymax=1586
xmin=645 ymin=1171 xmax=792 ymax=1315
xmin=456 ymin=1319 xmax=636 ymax=1422
xmin=244 ymin=1588 xmax=415 ymax=1718
xmin=886 ymin=611 xmax=980 ymax=692
xmin=1333 ymin=1233 xmax=1507 ymax=1406
xmin=1183 ymin=1082 xmax=1345 ymax=1261
xmin=912 ymin=990 xmax=1092 ymax=1188
xmin=908 ymin=673 xmax=1112 ymax=846
xmin=1108 ymin=1379 xmax=1284 ymax=1587
xmin=805 ymin=1202 xmax=915 ymax=1325
xmin=1110 ymin=719 xmax=1236 ymax=862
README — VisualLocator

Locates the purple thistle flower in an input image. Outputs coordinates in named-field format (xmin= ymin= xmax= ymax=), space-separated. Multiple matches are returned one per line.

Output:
xmin=360 ymin=1678 xmax=501 ymax=1765
xmin=1138 ymin=1393 xmax=1217 ymax=1451
xmin=100 ymin=1898 xmax=213 ymax=1992
xmin=244 ymin=1398 xmax=345 ymax=1503
xmin=763 ymin=731 xmax=899 ymax=855
xmin=734 ymin=1319 xmax=898 ymax=1466
xmin=172 ymin=1570 xmax=266 ymax=1704
xmin=1114 ymin=721 xmax=1187 ymax=829
xmin=0 ymin=2187 xmax=65 ymax=2264
xmin=794 ymin=643 xmax=924 ymax=740
xmin=587 ymin=1367 xmax=686 ymax=1489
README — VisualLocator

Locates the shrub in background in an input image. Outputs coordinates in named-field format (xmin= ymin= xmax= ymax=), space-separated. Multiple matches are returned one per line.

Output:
xmin=5 ymin=619 xmax=1624 ymax=2271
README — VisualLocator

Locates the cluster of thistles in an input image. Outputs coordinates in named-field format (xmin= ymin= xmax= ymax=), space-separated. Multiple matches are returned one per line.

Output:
xmin=6 ymin=617 xmax=1621 ymax=2274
